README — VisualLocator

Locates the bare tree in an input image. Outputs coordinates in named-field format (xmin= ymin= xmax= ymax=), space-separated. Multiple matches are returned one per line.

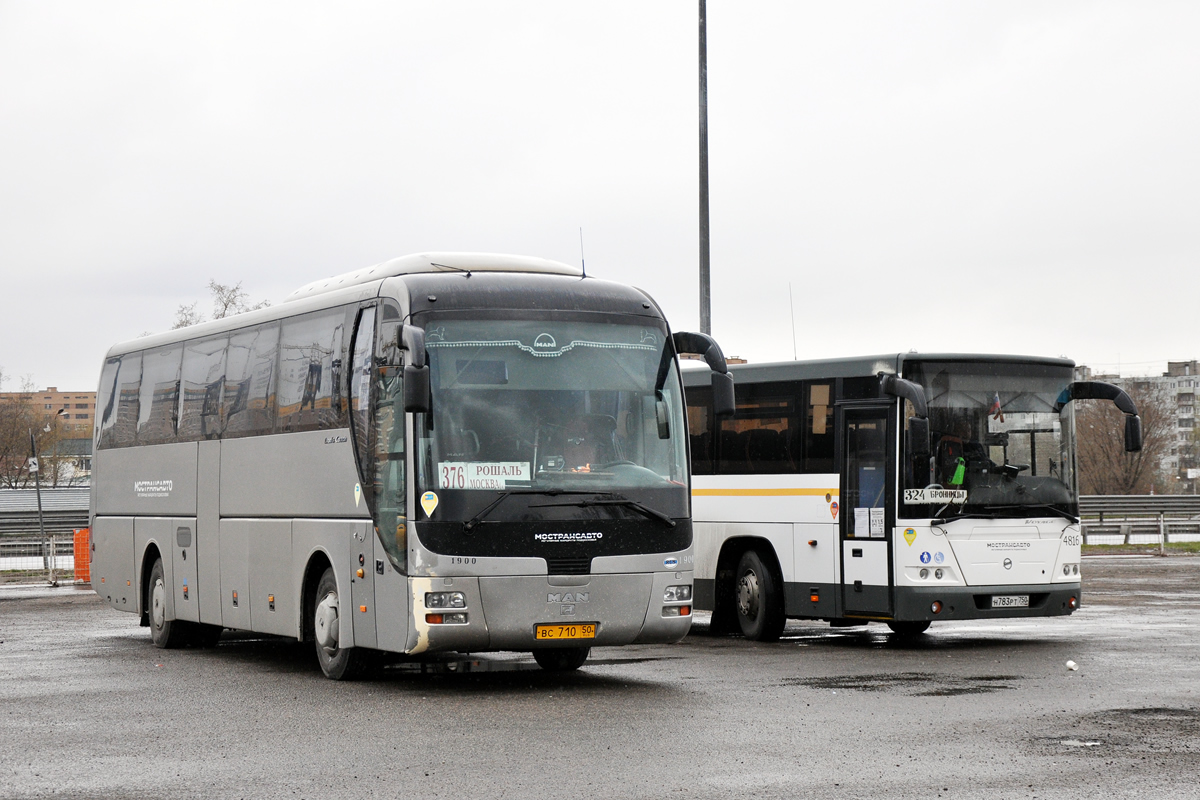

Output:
xmin=0 ymin=370 xmax=68 ymax=488
xmin=172 ymin=281 xmax=270 ymax=330
xmin=1076 ymin=379 xmax=1175 ymax=495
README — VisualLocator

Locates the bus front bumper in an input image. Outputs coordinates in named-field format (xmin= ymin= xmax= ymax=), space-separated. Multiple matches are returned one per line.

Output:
xmin=892 ymin=582 xmax=1081 ymax=622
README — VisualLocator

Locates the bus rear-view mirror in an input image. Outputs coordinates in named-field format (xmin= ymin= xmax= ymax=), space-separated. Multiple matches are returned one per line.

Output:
xmin=403 ymin=365 xmax=430 ymax=413
xmin=907 ymin=416 xmax=931 ymax=457
xmin=712 ymin=371 xmax=735 ymax=417
xmin=1125 ymin=414 xmax=1143 ymax=453
xmin=656 ymin=399 xmax=671 ymax=439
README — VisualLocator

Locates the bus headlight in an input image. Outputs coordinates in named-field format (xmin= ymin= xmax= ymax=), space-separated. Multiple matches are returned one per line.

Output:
xmin=934 ymin=569 xmax=944 ymax=580
xmin=919 ymin=568 xmax=929 ymax=579
xmin=425 ymin=591 xmax=466 ymax=609
xmin=664 ymin=585 xmax=692 ymax=602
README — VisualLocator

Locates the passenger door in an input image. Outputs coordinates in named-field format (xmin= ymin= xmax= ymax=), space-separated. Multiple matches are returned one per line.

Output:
xmin=839 ymin=406 xmax=893 ymax=616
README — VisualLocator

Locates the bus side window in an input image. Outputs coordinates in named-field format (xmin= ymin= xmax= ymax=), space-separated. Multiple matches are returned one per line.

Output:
xmin=98 ymin=353 xmax=142 ymax=449
xmin=686 ymin=386 xmax=714 ymax=475
xmin=804 ymin=382 xmax=834 ymax=473
xmin=277 ymin=310 xmax=347 ymax=434
xmin=137 ymin=345 xmax=183 ymax=446
xmin=179 ymin=337 xmax=228 ymax=442
xmin=224 ymin=323 xmax=279 ymax=438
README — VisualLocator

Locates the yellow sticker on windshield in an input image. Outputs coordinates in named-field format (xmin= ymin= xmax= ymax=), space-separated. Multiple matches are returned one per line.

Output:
xmin=904 ymin=528 xmax=916 ymax=546
xmin=421 ymin=491 xmax=439 ymax=517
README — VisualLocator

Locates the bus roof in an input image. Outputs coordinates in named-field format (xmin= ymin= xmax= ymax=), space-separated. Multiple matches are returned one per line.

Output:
xmin=285 ymin=252 xmax=581 ymax=302
xmin=682 ymin=352 xmax=1076 ymax=385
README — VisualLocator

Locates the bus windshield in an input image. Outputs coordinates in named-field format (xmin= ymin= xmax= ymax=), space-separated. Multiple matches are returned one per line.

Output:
xmin=901 ymin=360 xmax=1078 ymax=519
xmin=413 ymin=315 xmax=690 ymax=524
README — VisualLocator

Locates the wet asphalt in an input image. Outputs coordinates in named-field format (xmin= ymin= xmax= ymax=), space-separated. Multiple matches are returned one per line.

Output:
xmin=1 ymin=556 xmax=1198 ymax=799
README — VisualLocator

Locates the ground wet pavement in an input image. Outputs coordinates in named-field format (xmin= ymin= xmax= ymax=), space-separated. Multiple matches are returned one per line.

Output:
xmin=1 ymin=556 xmax=1198 ymax=799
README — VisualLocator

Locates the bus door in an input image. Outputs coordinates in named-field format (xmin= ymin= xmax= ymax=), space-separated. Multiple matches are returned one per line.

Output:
xmin=839 ymin=406 xmax=893 ymax=617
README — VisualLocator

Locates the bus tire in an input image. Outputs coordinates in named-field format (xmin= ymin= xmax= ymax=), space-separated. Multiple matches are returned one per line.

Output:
xmin=734 ymin=549 xmax=785 ymax=642
xmin=312 ymin=567 xmax=370 ymax=680
xmin=148 ymin=558 xmax=190 ymax=649
xmin=533 ymin=647 xmax=590 ymax=671
xmin=886 ymin=620 xmax=931 ymax=636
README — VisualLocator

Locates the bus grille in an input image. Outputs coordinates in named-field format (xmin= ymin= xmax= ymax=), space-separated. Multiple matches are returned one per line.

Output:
xmin=546 ymin=557 xmax=592 ymax=576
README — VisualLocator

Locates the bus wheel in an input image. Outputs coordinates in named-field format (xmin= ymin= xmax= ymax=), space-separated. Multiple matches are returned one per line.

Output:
xmin=887 ymin=620 xmax=931 ymax=636
xmin=312 ymin=567 xmax=369 ymax=680
xmin=148 ymin=558 xmax=189 ymax=649
xmin=735 ymin=550 xmax=785 ymax=642
xmin=533 ymin=647 xmax=590 ymax=672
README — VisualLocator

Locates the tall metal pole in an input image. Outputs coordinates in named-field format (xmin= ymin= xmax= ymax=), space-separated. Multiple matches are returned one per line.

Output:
xmin=698 ymin=0 xmax=711 ymax=335
xmin=30 ymin=428 xmax=49 ymax=572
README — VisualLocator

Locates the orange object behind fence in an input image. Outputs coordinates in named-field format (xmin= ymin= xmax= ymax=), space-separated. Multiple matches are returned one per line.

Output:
xmin=73 ymin=528 xmax=90 ymax=583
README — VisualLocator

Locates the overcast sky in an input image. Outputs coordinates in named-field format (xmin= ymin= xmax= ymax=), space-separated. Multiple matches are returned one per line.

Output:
xmin=1 ymin=1 xmax=1197 ymax=391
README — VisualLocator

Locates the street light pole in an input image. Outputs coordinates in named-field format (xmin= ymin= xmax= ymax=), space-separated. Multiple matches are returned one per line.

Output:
xmin=698 ymin=0 xmax=711 ymax=336
xmin=29 ymin=427 xmax=49 ymax=575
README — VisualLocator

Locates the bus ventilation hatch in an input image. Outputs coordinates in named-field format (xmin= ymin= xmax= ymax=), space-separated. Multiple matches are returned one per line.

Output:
xmin=547 ymin=557 xmax=592 ymax=576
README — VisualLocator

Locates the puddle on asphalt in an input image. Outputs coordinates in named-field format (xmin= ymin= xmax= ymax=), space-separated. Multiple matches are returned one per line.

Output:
xmin=783 ymin=671 xmax=1020 ymax=696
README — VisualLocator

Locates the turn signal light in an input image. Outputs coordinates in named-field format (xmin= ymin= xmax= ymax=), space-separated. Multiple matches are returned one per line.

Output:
xmin=425 ymin=612 xmax=468 ymax=624
xmin=931 ymin=601 xmax=943 ymax=614
xmin=662 ymin=605 xmax=691 ymax=617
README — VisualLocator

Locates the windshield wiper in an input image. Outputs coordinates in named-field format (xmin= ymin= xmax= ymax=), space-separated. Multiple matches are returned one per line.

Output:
xmin=462 ymin=489 xmax=598 ymax=533
xmin=984 ymin=503 xmax=1078 ymax=523
xmin=529 ymin=492 xmax=677 ymax=528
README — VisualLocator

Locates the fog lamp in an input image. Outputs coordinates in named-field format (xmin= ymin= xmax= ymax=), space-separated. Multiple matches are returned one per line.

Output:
xmin=1068 ymin=596 xmax=1078 ymax=610
xmin=931 ymin=601 xmax=943 ymax=614
xmin=425 ymin=591 xmax=466 ymax=609
xmin=664 ymin=585 xmax=692 ymax=602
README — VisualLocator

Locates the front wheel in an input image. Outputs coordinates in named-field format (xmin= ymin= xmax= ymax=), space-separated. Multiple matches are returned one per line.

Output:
xmin=312 ymin=567 xmax=371 ymax=680
xmin=734 ymin=549 xmax=785 ymax=642
xmin=887 ymin=620 xmax=932 ymax=636
xmin=148 ymin=558 xmax=191 ymax=649
xmin=533 ymin=647 xmax=590 ymax=671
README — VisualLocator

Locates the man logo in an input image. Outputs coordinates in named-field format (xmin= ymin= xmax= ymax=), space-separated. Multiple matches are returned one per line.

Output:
xmin=534 ymin=333 xmax=557 ymax=349
xmin=547 ymin=592 xmax=589 ymax=604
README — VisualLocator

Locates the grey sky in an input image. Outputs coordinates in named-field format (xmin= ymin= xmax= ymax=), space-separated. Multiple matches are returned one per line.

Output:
xmin=2 ymin=1 xmax=1197 ymax=391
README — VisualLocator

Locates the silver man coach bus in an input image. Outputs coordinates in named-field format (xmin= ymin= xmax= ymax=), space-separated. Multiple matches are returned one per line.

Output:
xmin=682 ymin=353 xmax=1140 ymax=639
xmin=90 ymin=252 xmax=734 ymax=678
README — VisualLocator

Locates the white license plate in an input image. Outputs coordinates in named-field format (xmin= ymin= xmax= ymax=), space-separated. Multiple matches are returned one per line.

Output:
xmin=991 ymin=595 xmax=1030 ymax=608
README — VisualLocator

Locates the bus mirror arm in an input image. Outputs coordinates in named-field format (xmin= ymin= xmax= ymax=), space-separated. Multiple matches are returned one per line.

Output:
xmin=1054 ymin=381 xmax=1142 ymax=452
xmin=400 ymin=325 xmax=431 ymax=412
xmin=672 ymin=331 xmax=735 ymax=417
xmin=879 ymin=373 xmax=928 ymax=418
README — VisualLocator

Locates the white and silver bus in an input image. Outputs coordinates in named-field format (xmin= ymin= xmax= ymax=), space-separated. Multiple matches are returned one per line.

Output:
xmin=90 ymin=252 xmax=734 ymax=678
xmin=682 ymin=353 xmax=1140 ymax=639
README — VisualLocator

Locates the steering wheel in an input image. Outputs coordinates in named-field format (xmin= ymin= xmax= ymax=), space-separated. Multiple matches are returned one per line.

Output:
xmin=924 ymin=483 xmax=943 ymax=490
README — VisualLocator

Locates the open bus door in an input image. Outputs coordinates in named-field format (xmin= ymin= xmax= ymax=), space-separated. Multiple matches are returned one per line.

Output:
xmin=839 ymin=405 xmax=894 ymax=618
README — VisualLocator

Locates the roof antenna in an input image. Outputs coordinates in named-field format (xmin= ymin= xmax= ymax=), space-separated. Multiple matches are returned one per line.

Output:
xmin=579 ymin=227 xmax=587 ymax=278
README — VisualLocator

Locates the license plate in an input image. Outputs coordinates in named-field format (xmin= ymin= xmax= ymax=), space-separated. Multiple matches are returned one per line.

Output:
xmin=535 ymin=623 xmax=596 ymax=641
xmin=991 ymin=595 xmax=1030 ymax=608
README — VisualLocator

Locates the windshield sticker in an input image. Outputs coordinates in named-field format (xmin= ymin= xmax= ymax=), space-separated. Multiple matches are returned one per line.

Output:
xmin=904 ymin=528 xmax=916 ymax=546
xmin=904 ymin=488 xmax=968 ymax=504
xmin=438 ymin=462 xmax=530 ymax=490
xmin=420 ymin=491 xmax=439 ymax=517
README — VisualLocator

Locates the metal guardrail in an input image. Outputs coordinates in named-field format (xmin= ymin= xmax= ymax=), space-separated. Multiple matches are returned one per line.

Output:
xmin=0 ymin=488 xmax=89 ymax=537
xmin=1079 ymin=495 xmax=1200 ymax=548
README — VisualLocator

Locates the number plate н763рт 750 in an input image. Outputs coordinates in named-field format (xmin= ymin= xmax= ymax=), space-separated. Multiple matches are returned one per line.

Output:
xmin=535 ymin=623 xmax=596 ymax=640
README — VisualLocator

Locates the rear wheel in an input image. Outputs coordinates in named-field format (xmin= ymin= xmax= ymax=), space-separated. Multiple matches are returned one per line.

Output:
xmin=148 ymin=558 xmax=190 ymax=649
xmin=533 ymin=647 xmax=590 ymax=672
xmin=735 ymin=549 xmax=785 ymax=642
xmin=312 ymin=567 xmax=371 ymax=680
xmin=887 ymin=620 xmax=932 ymax=636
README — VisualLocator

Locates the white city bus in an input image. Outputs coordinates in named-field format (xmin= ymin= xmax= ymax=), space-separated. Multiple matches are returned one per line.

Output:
xmin=682 ymin=353 xmax=1140 ymax=639
xmin=90 ymin=252 xmax=734 ymax=678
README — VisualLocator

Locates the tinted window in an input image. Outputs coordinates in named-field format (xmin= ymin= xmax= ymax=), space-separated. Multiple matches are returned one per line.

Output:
xmin=137 ymin=346 xmax=182 ymax=445
xmin=97 ymin=353 xmax=142 ymax=449
xmin=718 ymin=382 xmax=800 ymax=474
xmin=223 ymin=323 xmax=279 ymax=438
xmin=349 ymin=305 xmax=377 ymax=477
xmin=685 ymin=384 xmax=714 ymax=475
xmin=179 ymin=337 xmax=227 ymax=441
xmin=804 ymin=382 xmax=835 ymax=472
xmin=277 ymin=310 xmax=348 ymax=433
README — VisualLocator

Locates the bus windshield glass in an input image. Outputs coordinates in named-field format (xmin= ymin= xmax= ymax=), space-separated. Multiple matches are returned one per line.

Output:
xmin=901 ymin=360 xmax=1078 ymax=519
xmin=413 ymin=316 xmax=689 ymax=523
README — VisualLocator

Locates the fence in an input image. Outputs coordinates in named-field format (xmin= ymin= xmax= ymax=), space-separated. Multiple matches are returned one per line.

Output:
xmin=1079 ymin=495 xmax=1200 ymax=550
xmin=0 ymin=488 xmax=91 ymax=584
